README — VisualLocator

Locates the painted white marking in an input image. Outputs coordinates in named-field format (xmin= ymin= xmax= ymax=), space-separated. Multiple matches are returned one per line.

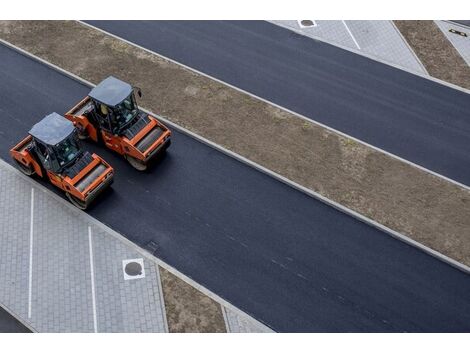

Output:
xmin=88 ymin=226 xmax=98 ymax=333
xmin=342 ymin=20 xmax=361 ymax=50
xmin=27 ymin=187 xmax=34 ymax=319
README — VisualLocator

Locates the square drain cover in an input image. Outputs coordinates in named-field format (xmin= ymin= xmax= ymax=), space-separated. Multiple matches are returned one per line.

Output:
xmin=122 ymin=258 xmax=145 ymax=280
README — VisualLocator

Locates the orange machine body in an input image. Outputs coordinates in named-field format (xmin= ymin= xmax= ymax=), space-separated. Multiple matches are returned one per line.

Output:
xmin=10 ymin=114 xmax=114 ymax=209
xmin=65 ymin=77 xmax=171 ymax=170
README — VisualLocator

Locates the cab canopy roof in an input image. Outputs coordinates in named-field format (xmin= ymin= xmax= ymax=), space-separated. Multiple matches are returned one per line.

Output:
xmin=29 ymin=113 xmax=75 ymax=146
xmin=89 ymin=76 xmax=133 ymax=107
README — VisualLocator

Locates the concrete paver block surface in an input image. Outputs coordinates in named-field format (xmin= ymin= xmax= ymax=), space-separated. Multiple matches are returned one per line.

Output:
xmin=0 ymin=160 xmax=167 ymax=332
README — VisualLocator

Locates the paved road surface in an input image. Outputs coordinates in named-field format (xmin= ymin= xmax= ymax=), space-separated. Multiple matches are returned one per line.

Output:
xmin=0 ymin=307 xmax=29 ymax=333
xmin=1 ymin=44 xmax=469 ymax=332
xmin=86 ymin=20 xmax=470 ymax=187
xmin=451 ymin=20 xmax=470 ymax=28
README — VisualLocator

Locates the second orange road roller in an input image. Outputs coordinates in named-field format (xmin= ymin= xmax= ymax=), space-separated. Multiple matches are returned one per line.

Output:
xmin=65 ymin=76 xmax=171 ymax=171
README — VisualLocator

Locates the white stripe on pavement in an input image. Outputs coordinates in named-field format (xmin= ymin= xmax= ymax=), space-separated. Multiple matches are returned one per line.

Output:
xmin=88 ymin=226 xmax=98 ymax=333
xmin=342 ymin=20 xmax=361 ymax=49
xmin=27 ymin=187 xmax=34 ymax=319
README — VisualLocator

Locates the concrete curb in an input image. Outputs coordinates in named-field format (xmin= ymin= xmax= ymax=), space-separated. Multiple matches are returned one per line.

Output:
xmin=77 ymin=20 xmax=470 ymax=192
xmin=155 ymin=265 xmax=169 ymax=333
xmin=0 ymin=38 xmax=468 ymax=276
xmin=221 ymin=306 xmax=230 ymax=333
xmin=156 ymin=265 xmax=170 ymax=332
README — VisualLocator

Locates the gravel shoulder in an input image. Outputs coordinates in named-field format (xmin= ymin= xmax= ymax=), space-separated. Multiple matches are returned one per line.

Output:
xmin=394 ymin=20 xmax=470 ymax=89
xmin=0 ymin=20 xmax=468 ymax=270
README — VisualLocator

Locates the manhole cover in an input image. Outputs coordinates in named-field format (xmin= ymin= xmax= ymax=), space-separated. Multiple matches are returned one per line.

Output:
xmin=125 ymin=261 xmax=142 ymax=276
xmin=298 ymin=20 xmax=317 ymax=28
xmin=122 ymin=258 xmax=145 ymax=280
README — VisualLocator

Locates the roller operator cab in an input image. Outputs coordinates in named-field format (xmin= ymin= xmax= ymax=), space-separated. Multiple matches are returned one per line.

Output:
xmin=10 ymin=113 xmax=114 ymax=210
xmin=66 ymin=76 xmax=172 ymax=171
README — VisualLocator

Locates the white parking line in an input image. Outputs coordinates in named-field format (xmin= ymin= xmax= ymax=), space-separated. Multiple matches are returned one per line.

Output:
xmin=27 ymin=187 xmax=34 ymax=319
xmin=342 ymin=20 xmax=361 ymax=50
xmin=88 ymin=226 xmax=98 ymax=333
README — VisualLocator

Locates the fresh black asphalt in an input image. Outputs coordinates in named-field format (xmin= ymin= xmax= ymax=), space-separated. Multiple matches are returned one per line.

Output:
xmin=86 ymin=20 xmax=470 ymax=186
xmin=1 ymin=44 xmax=469 ymax=332
xmin=451 ymin=20 xmax=470 ymax=28
xmin=0 ymin=306 xmax=30 ymax=333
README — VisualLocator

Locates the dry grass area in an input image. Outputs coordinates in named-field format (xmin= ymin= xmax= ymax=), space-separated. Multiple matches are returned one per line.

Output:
xmin=0 ymin=20 xmax=468 ymax=271
xmin=395 ymin=20 xmax=470 ymax=89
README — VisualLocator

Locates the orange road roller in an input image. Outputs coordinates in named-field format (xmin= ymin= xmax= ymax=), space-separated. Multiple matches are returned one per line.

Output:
xmin=65 ymin=76 xmax=171 ymax=171
xmin=10 ymin=113 xmax=114 ymax=210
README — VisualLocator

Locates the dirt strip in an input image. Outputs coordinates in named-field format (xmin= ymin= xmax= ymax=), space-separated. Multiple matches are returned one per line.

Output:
xmin=394 ymin=20 xmax=470 ymax=89
xmin=0 ymin=21 xmax=468 ymax=272
xmin=159 ymin=267 xmax=226 ymax=333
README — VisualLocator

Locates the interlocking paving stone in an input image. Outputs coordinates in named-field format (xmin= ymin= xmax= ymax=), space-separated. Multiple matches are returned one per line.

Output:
xmin=31 ymin=188 xmax=94 ymax=332
xmin=0 ymin=160 xmax=166 ymax=332
xmin=270 ymin=20 xmax=427 ymax=74
xmin=92 ymin=226 xmax=166 ymax=332
xmin=0 ymin=168 xmax=31 ymax=320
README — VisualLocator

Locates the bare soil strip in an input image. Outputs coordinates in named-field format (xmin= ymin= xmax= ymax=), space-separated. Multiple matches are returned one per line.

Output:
xmin=394 ymin=20 xmax=470 ymax=89
xmin=159 ymin=267 xmax=226 ymax=333
xmin=0 ymin=21 xmax=468 ymax=272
